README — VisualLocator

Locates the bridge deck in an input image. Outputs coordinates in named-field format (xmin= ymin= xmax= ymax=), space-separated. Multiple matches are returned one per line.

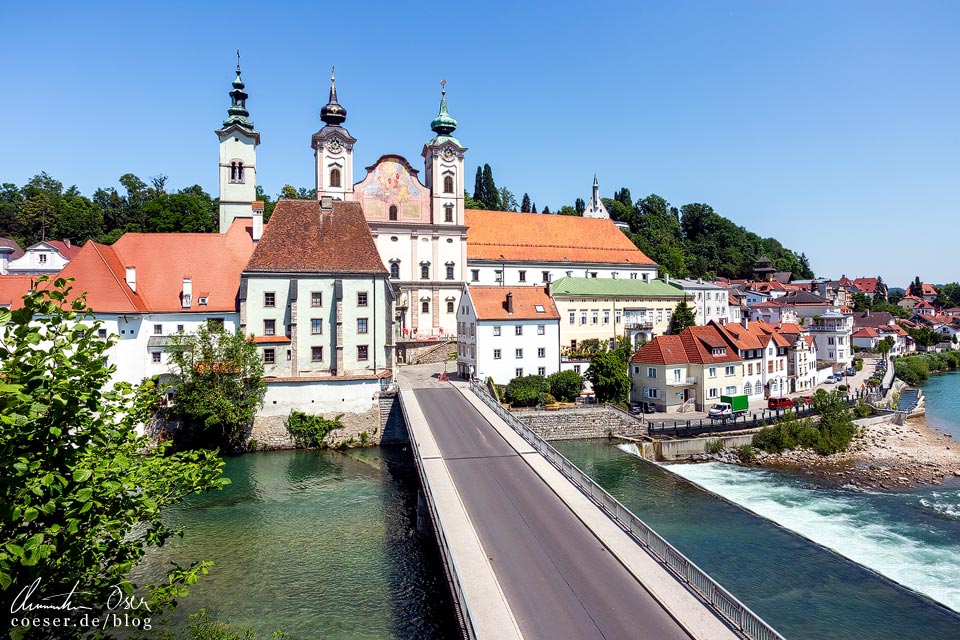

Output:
xmin=410 ymin=383 xmax=716 ymax=640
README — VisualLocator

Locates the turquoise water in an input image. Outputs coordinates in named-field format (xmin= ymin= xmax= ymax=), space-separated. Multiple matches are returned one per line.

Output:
xmin=554 ymin=439 xmax=960 ymax=640
xmin=132 ymin=448 xmax=457 ymax=639
xmin=921 ymin=370 xmax=960 ymax=439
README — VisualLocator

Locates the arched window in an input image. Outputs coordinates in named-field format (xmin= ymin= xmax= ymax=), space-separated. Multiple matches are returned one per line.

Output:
xmin=420 ymin=262 xmax=430 ymax=280
xmin=446 ymin=301 xmax=454 ymax=313
xmin=390 ymin=262 xmax=399 ymax=279
xmin=329 ymin=167 xmax=341 ymax=188
xmin=389 ymin=205 xmax=398 ymax=221
xmin=230 ymin=162 xmax=237 ymax=182
xmin=444 ymin=205 xmax=454 ymax=222
xmin=744 ymin=381 xmax=753 ymax=396
xmin=443 ymin=175 xmax=454 ymax=193
xmin=422 ymin=300 xmax=430 ymax=313
xmin=237 ymin=162 xmax=244 ymax=182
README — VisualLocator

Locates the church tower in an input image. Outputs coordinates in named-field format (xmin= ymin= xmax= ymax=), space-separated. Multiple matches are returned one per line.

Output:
xmin=216 ymin=53 xmax=260 ymax=233
xmin=422 ymin=81 xmax=467 ymax=225
xmin=312 ymin=67 xmax=356 ymax=201
xmin=583 ymin=174 xmax=609 ymax=218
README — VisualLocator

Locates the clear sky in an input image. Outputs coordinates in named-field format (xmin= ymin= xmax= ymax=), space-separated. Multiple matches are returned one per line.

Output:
xmin=1 ymin=1 xmax=957 ymax=288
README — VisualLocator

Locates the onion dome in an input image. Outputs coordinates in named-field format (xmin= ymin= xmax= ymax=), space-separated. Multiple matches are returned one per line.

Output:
xmin=320 ymin=66 xmax=347 ymax=126
xmin=222 ymin=50 xmax=255 ymax=132
xmin=430 ymin=80 xmax=458 ymax=136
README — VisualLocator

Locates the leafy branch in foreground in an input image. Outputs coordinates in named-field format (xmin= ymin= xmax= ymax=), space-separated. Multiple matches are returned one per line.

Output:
xmin=0 ymin=278 xmax=227 ymax=638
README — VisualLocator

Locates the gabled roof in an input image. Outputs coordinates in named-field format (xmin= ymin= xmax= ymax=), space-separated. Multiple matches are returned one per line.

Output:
xmin=630 ymin=326 xmax=741 ymax=366
xmin=468 ymin=286 xmax=559 ymax=321
xmin=0 ymin=237 xmax=24 ymax=260
xmin=852 ymin=277 xmax=879 ymax=293
xmin=853 ymin=328 xmax=880 ymax=339
xmin=56 ymin=218 xmax=255 ymax=313
xmin=549 ymin=277 xmax=683 ymax=298
xmin=777 ymin=290 xmax=832 ymax=305
xmin=630 ymin=335 xmax=687 ymax=365
xmin=0 ymin=275 xmax=34 ymax=309
xmin=922 ymin=283 xmax=938 ymax=296
xmin=465 ymin=209 xmax=655 ymax=265
xmin=46 ymin=240 xmax=82 ymax=260
xmin=853 ymin=311 xmax=895 ymax=328
xmin=246 ymin=200 xmax=387 ymax=274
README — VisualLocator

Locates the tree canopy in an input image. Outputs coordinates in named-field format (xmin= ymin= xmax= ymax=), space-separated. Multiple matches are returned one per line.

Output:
xmin=0 ymin=279 xmax=226 ymax=633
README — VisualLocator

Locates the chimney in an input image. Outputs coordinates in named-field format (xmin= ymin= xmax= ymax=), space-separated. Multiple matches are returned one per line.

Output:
xmin=63 ymin=239 xmax=71 ymax=248
xmin=181 ymin=277 xmax=193 ymax=308
xmin=320 ymin=195 xmax=334 ymax=210
xmin=665 ymin=274 xmax=670 ymax=286
xmin=506 ymin=292 xmax=514 ymax=314
xmin=252 ymin=201 xmax=264 ymax=241
xmin=125 ymin=266 xmax=136 ymax=293
xmin=545 ymin=281 xmax=552 ymax=297
xmin=741 ymin=313 xmax=749 ymax=330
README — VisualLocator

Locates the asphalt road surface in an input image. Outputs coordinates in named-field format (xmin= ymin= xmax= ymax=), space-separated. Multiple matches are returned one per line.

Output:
xmin=413 ymin=387 xmax=693 ymax=640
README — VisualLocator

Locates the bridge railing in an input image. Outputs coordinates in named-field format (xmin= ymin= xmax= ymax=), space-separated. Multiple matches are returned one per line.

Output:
xmin=468 ymin=380 xmax=785 ymax=640
xmin=397 ymin=389 xmax=478 ymax=640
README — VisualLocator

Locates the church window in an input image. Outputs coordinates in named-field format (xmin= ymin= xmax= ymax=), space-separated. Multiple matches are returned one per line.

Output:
xmin=237 ymin=162 xmax=244 ymax=182
xmin=390 ymin=262 xmax=400 ymax=279
xmin=329 ymin=167 xmax=341 ymax=188
xmin=389 ymin=205 xmax=398 ymax=221
xmin=422 ymin=300 xmax=430 ymax=313
xmin=446 ymin=263 xmax=455 ymax=280
xmin=443 ymin=175 xmax=454 ymax=193
xmin=447 ymin=301 xmax=454 ymax=313
xmin=444 ymin=205 xmax=454 ymax=222
xmin=421 ymin=263 xmax=430 ymax=279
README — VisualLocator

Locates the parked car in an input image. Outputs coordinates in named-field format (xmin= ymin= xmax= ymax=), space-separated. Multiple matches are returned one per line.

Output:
xmin=845 ymin=367 xmax=857 ymax=376
xmin=824 ymin=375 xmax=838 ymax=384
xmin=630 ymin=401 xmax=657 ymax=414
xmin=768 ymin=397 xmax=794 ymax=410
xmin=798 ymin=395 xmax=814 ymax=404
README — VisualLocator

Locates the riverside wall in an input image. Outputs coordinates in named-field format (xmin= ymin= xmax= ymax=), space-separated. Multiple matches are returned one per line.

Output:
xmin=514 ymin=406 xmax=648 ymax=441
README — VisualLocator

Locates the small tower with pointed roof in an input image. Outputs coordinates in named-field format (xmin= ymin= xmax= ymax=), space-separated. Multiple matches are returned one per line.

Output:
xmin=583 ymin=175 xmax=609 ymax=219
xmin=422 ymin=80 xmax=467 ymax=226
xmin=216 ymin=52 xmax=260 ymax=233
xmin=313 ymin=67 xmax=357 ymax=201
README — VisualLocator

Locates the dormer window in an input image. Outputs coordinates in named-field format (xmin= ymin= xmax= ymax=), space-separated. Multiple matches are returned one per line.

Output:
xmin=712 ymin=347 xmax=727 ymax=356
xmin=389 ymin=205 xmax=398 ymax=221
xmin=198 ymin=297 xmax=208 ymax=306
xmin=329 ymin=167 xmax=341 ymax=188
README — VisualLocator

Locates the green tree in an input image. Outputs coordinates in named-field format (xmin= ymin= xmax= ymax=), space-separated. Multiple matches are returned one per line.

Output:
xmin=888 ymin=289 xmax=905 ymax=305
xmin=574 ymin=197 xmax=585 ymax=215
xmin=531 ymin=202 xmax=537 ymax=213
xmin=255 ymin=185 xmax=278 ymax=223
xmin=55 ymin=194 xmax=103 ymax=243
xmin=464 ymin=190 xmax=483 ymax=209
xmin=0 ymin=183 xmax=24 ymax=239
xmin=473 ymin=166 xmax=484 ymax=205
xmin=851 ymin=292 xmax=872 ymax=312
xmin=279 ymin=184 xmax=300 ymax=200
xmin=872 ymin=276 xmax=888 ymax=304
xmin=17 ymin=192 xmax=57 ymax=243
xmin=0 ymin=278 xmax=226 ymax=632
xmin=909 ymin=276 xmax=923 ymax=297
xmin=166 ymin=324 xmax=266 ymax=451
xmin=934 ymin=282 xmax=960 ymax=309
xmin=669 ymin=300 xmax=697 ymax=334
xmin=504 ymin=375 xmax=547 ymax=408
xmin=614 ymin=187 xmax=632 ymax=209
xmin=585 ymin=349 xmax=630 ymax=403
xmin=546 ymin=370 xmax=583 ymax=402
xmin=520 ymin=193 xmax=531 ymax=213
xmin=557 ymin=205 xmax=579 ymax=216
xmin=481 ymin=164 xmax=500 ymax=210
xmin=498 ymin=186 xmax=518 ymax=212
xmin=877 ymin=336 xmax=895 ymax=360
xmin=142 ymin=187 xmax=217 ymax=233
xmin=542 ymin=206 xmax=551 ymax=214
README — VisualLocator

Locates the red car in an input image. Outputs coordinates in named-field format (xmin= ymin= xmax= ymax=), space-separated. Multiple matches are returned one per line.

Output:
xmin=768 ymin=397 xmax=794 ymax=410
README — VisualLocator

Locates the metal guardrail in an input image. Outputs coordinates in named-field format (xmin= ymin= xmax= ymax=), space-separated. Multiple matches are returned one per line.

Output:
xmin=396 ymin=390 xmax=478 ymax=640
xmin=468 ymin=380 xmax=785 ymax=640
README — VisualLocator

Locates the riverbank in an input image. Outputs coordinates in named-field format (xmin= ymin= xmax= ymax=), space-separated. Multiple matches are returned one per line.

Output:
xmin=743 ymin=413 xmax=960 ymax=489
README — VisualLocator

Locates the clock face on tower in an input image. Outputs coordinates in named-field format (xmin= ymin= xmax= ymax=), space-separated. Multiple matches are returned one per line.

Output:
xmin=328 ymin=138 xmax=342 ymax=153
xmin=441 ymin=146 xmax=455 ymax=161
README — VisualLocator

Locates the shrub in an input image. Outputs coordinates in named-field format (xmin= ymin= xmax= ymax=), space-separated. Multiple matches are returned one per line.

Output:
xmin=707 ymin=439 xmax=725 ymax=454
xmin=837 ymin=384 xmax=848 ymax=392
xmin=547 ymin=369 xmax=584 ymax=402
xmin=285 ymin=411 xmax=343 ymax=448
xmin=752 ymin=398 xmax=857 ymax=456
xmin=542 ymin=393 xmax=557 ymax=405
xmin=736 ymin=444 xmax=756 ymax=462
xmin=854 ymin=401 xmax=873 ymax=418
xmin=505 ymin=374 xmax=549 ymax=407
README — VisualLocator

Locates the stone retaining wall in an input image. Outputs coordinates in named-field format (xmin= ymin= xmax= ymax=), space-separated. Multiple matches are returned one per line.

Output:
xmin=514 ymin=406 xmax=647 ymax=441
xmin=247 ymin=404 xmax=383 ymax=451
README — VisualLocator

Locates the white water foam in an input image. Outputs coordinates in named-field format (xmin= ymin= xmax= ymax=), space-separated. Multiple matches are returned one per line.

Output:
xmin=621 ymin=451 xmax=960 ymax=613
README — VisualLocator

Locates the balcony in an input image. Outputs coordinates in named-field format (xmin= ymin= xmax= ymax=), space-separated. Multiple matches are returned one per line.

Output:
xmin=667 ymin=376 xmax=697 ymax=386
xmin=624 ymin=321 xmax=654 ymax=330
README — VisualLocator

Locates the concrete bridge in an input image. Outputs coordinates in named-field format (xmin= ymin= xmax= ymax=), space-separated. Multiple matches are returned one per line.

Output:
xmin=396 ymin=365 xmax=783 ymax=640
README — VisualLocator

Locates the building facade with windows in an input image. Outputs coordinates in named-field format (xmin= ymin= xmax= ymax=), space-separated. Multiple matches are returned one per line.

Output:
xmin=455 ymin=286 xmax=559 ymax=383
xmin=5 ymin=240 xmax=80 ymax=275
xmin=629 ymin=326 xmax=744 ymax=412
xmin=549 ymin=277 xmax=686 ymax=351
xmin=668 ymin=278 xmax=730 ymax=326
xmin=241 ymin=199 xmax=393 ymax=382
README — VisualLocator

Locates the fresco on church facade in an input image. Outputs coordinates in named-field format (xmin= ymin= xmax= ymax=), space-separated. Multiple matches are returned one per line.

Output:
xmin=363 ymin=158 xmax=422 ymax=203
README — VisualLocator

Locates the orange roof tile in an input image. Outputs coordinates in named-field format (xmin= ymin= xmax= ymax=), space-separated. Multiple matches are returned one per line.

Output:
xmin=631 ymin=335 xmax=688 ymax=365
xmin=465 ymin=210 xmax=655 ymax=265
xmin=0 ymin=275 xmax=35 ymax=309
xmin=468 ymin=286 xmax=559 ymax=321
xmin=56 ymin=218 xmax=255 ymax=313
xmin=46 ymin=240 xmax=82 ymax=260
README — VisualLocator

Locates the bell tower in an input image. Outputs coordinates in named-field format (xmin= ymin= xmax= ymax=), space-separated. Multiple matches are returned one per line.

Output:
xmin=312 ymin=67 xmax=356 ymax=201
xmin=422 ymin=80 xmax=467 ymax=225
xmin=216 ymin=51 xmax=259 ymax=233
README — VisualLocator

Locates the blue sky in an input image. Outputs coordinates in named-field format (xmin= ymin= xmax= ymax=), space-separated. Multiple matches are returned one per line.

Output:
xmin=1 ymin=1 xmax=957 ymax=288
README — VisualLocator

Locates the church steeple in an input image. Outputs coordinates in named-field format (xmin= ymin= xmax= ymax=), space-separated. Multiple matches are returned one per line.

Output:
xmin=430 ymin=80 xmax=458 ymax=136
xmin=222 ymin=50 xmax=255 ymax=133
xmin=320 ymin=66 xmax=347 ymax=126
xmin=584 ymin=174 xmax=609 ymax=219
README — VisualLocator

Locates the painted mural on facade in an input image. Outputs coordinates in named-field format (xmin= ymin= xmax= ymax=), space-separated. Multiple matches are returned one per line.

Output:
xmin=363 ymin=158 xmax=423 ymax=203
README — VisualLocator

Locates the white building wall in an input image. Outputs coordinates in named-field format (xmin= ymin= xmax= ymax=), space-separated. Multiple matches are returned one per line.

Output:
xmin=467 ymin=262 xmax=657 ymax=287
xmin=259 ymin=378 xmax=380 ymax=416
xmin=6 ymin=245 xmax=71 ymax=274
xmin=218 ymin=131 xmax=257 ymax=232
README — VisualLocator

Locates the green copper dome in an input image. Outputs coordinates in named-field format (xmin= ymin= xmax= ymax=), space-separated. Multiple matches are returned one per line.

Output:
xmin=222 ymin=53 xmax=255 ymax=132
xmin=430 ymin=81 xmax=458 ymax=136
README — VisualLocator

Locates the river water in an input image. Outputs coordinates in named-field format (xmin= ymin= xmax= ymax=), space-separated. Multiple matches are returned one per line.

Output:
xmin=132 ymin=447 xmax=458 ymax=639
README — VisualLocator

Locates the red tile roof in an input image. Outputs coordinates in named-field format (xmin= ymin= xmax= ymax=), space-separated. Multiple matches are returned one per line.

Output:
xmin=630 ymin=335 xmax=687 ymax=365
xmin=465 ymin=210 xmax=655 ymax=265
xmin=468 ymin=286 xmax=559 ymax=320
xmin=0 ymin=237 xmax=24 ymax=260
xmin=922 ymin=283 xmax=938 ymax=296
xmin=852 ymin=277 xmax=879 ymax=294
xmin=246 ymin=200 xmax=387 ymax=274
xmin=46 ymin=240 xmax=82 ymax=260
xmin=55 ymin=218 xmax=255 ymax=313
xmin=631 ymin=325 xmax=741 ymax=366
xmin=0 ymin=275 xmax=34 ymax=309
xmin=853 ymin=328 xmax=879 ymax=339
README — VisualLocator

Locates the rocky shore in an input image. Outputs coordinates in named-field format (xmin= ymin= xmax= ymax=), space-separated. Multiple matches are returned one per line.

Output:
xmin=704 ymin=415 xmax=960 ymax=490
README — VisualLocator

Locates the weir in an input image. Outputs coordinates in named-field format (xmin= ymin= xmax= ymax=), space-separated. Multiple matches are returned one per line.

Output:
xmin=396 ymin=366 xmax=784 ymax=640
